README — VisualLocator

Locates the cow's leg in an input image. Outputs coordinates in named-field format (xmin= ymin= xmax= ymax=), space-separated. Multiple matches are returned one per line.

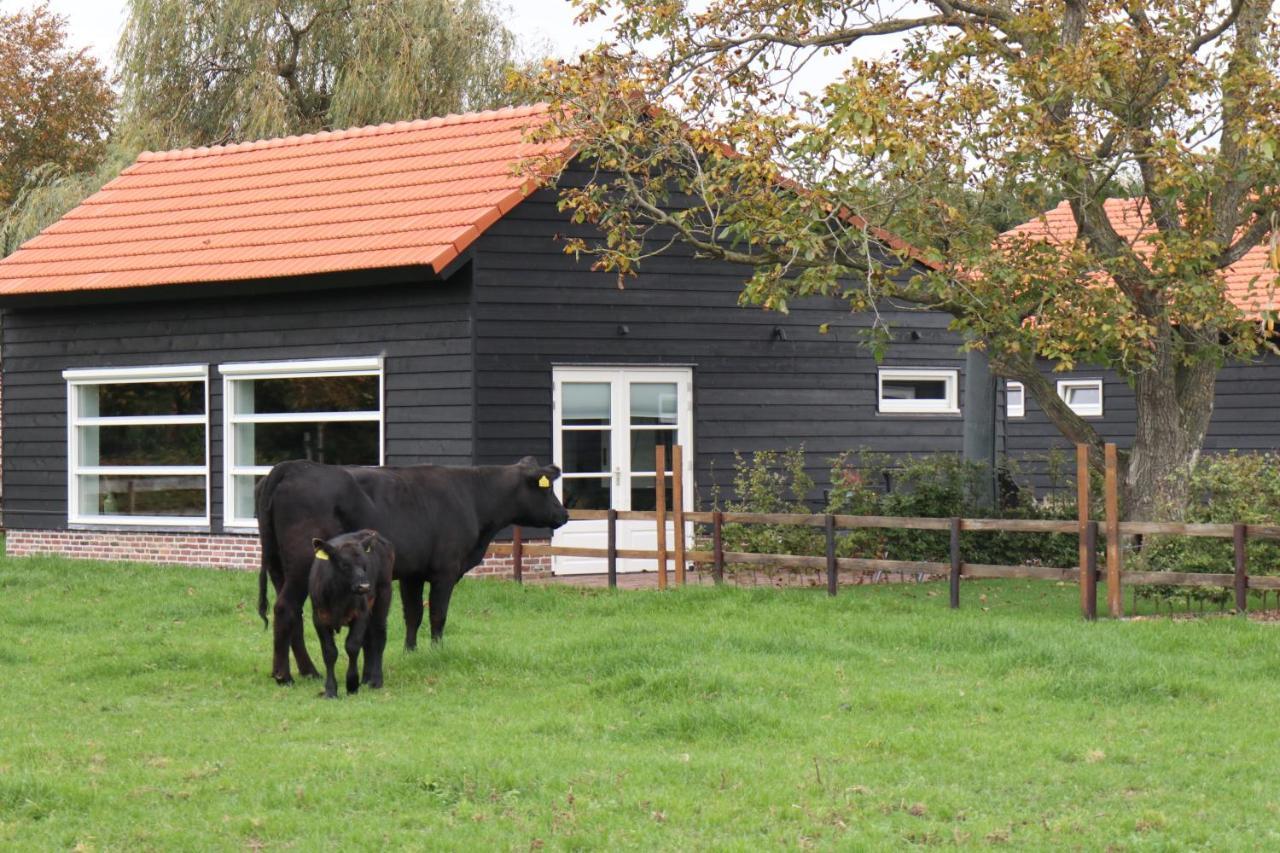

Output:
xmin=271 ymin=581 xmax=308 ymax=684
xmin=345 ymin=619 xmax=368 ymax=695
xmin=428 ymin=578 xmax=457 ymax=644
xmin=362 ymin=589 xmax=391 ymax=687
xmin=290 ymin=613 xmax=321 ymax=679
xmin=400 ymin=576 xmax=426 ymax=651
xmin=314 ymin=621 xmax=340 ymax=699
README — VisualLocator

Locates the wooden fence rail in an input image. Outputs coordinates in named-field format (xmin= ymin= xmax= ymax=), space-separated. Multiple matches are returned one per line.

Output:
xmin=494 ymin=443 xmax=1277 ymax=620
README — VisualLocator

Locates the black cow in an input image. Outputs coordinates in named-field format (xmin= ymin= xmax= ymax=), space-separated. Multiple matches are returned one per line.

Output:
xmin=256 ymin=457 xmax=570 ymax=684
xmin=309 ymin=529 xmax=395 ymax=698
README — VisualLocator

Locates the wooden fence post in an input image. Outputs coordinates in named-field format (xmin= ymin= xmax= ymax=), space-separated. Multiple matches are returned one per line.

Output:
xmin=1105 ymin=443 xmax=1122 ymax=618
xmin=952 ymin=514 xmax=962 ymax=607
xmin=607 ymin=508 xmax=618 ymax=589
xmin=712 ymin=510 xmax=724 ymax=584
xmin=673 ymin=444 xmax=686 ymax=586
xmin=1085 ymin=521 xmax=1098 ymax=621
xmin=949 ymin=517 xmax=962 ymax=609
xmin=656 ymin=444 xmax=668 ymax=590
xmin=1077 ymin=444 xmax=1091 ymax=620
xmin=512 ymin=525 xmax=523 ymax=585
xmin=1234 ymin=523 xmax=1248 ymax=613
xmin=825 ymin=514 xmax=837 ymax=597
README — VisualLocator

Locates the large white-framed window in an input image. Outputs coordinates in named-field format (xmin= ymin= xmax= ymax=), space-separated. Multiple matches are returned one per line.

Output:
xmin=1007 ymin=381 xmax=1026 ymax=418
xmin=64 ymin=364 xmax=210 ymax=527
xmin=1057 ymin=378 xmax=1104 ymax=417
xmin=221 ymin=357 xmax=384 ymax=529
xmin=877 ymin=368 xmax=960 ymax=414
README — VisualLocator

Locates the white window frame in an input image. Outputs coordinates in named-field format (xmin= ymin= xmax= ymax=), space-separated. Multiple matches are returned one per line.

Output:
xmin=220 ymin=357 xmax=384 ymax=530
xmin=64 ymin=364 xmax=211 ymax=528
xmin=877 ymin=368 xmax=960 ymax=415
xmin=1007 ymin=380 xmax=1026 ymax=418
xmin=1057 ymin=378 xmax=1104 ymax=417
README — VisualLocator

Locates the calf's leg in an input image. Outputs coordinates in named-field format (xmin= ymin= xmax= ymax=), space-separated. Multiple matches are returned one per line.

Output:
xmin=400 ymin=576 xmax=426 ymax=651
xmin=428 ymin=578 xmax=457 ymax=643
xmin=345 ymin=618 xmax=368 ymax=695
xmin=362 ymin=586 xmax=391 ymax=687
xmin=314 ymin=621 xmax=340 ymax=699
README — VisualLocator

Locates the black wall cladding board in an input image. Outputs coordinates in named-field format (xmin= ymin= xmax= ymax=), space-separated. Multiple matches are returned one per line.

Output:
xmin=3 ymin=280 xmax=476 ymax=531
xmin=468 ymin=163 xmax=968 ymax=505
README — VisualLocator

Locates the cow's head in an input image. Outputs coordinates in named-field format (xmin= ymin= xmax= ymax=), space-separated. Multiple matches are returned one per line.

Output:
xmin=312 ymin=529 xmax=389 ymax=595
xmin=511 ymin=456 xmax=570 ymax=530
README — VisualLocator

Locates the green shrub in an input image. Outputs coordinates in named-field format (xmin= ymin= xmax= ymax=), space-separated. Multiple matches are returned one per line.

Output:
xmin=1133 ymin=452 xmax=1280 ymax=602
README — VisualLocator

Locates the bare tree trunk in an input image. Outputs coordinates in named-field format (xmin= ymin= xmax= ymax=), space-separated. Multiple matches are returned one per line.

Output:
xmin=1124 ymin=345 xmax=1217 ymax=522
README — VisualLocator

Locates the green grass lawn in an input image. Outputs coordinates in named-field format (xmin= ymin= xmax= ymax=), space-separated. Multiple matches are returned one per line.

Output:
xmin=3 ymin=555 xmax=1280 ymax=851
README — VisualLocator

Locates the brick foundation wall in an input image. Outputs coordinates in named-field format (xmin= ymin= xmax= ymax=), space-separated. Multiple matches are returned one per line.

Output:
xmin=5 ymin=528 xmax=550 ymax=578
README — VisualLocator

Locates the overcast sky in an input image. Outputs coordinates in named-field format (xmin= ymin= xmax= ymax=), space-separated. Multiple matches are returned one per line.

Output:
xmin=5 ymin=0 xmax=612 ymax=74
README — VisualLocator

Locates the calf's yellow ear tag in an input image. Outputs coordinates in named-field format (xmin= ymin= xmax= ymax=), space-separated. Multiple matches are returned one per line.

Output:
xmin=314 ymin=548 xmax=329 ymax=560
xmin=538 ymin=475 xmax=551 ymax=489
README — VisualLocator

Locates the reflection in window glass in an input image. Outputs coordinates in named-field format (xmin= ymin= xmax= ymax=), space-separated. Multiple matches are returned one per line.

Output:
xmin=630 ymin=476 xmax=675 ymax=512
xmin=882 ymin=379 xmax=947 ymax=400
xmin=563 ymin=383 xmax=611 ymax=425
xmin=80 ymin=423 xmax=205 ymax=467
xmin=80 ymin=381 xmax=204 ymax=418
xmin=562 ymin=476 xmax=611 ymax=510
xmin=249 ymin=376 xmax=378 ymax=414
xmin=562 ymin=429 xmax=610 ymax=474
xmin=630 ymin=383 xmax=677 ymax=425
xmin=630 ymin=428 xmax=675 ymax=473
xmin=78 ymin=475 xmax=205 ymax=517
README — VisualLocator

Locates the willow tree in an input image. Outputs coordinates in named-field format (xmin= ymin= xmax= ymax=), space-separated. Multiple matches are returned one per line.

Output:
xmin=3 ymin=0 xmax=531 ymax=252
xmin=118 ymin=0 xmax=528 ymax=148
xmin=534 ymin=0 xmax=1280 ymax=520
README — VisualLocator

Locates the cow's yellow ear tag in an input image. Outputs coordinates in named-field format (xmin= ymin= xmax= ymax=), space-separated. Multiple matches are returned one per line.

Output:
xmin=314 ymin=549 xmax=329 ymax=560
xmin=538 ymin=475 xmax=551 ymax=488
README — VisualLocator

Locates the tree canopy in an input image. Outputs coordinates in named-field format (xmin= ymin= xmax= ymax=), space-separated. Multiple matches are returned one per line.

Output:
xmin=0 ymin=2 xmax=114 ymax=208
xmin=535 ymin=0 xmax=1280 ymax=519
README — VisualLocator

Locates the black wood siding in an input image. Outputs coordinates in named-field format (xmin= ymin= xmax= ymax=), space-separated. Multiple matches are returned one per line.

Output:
xmin=2 ymin=279 xmax=473 ymax=530
xmin=470 ymin=170 xmax=969 ymax=507
xmin=1006 ymin=355 xmax=1280 ymax=496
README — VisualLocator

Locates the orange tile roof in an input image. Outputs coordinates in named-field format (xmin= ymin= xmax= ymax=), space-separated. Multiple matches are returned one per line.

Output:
xmin=0 ymin=104 xmax=571 ymax=295
xmin=1004 ymin=198 xmax=1280 ymax=315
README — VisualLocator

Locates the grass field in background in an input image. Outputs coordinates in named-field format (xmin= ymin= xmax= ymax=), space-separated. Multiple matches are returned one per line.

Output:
xmin=3 ymin=554 xmax=1280 ymax=850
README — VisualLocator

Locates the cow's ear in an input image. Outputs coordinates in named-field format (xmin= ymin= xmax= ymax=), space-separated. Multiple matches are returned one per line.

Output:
xmin=516 ymin=455 xmax=539 ymax=470
xmin=530 ymin=465 xmax=560 ymax=488
xmin=312 ymin=538 xmax=331 ymax=561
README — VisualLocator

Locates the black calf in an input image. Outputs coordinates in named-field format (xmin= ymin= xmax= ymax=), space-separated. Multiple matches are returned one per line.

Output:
xmin=308 ymin=530 xmax=394 ymax=699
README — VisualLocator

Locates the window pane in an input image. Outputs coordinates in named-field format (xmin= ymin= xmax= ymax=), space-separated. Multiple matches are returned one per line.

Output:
xmin=232 ymin=474 xmax=263 ymax=521
xmin=630 ymin=476 xmax=674 ymax=512
xmin=78 ymin=474 xmax=205 ymax=517
xmin=630 ymin=383 xmax=678 ymax=425
xmin=240 ymin=375 xmax=378 ymax=415
xmin=1066 ymin=385 xmax=1100 ymax=407
xmin=79 ymin=423 xmax=205 ymax=466
xmin=79 ymin=381 xmax=204 ymax=418
xmin=882 ymin=378 xmax=947 ymax=400
xmin=235 ymin=421 xmax=378 ymax=466
xmin=562 ymin=429 xmax=610 ymax=474
xmin=563 ymin=383 xmax=610 ymax=425
xmin=562 ymin=476 xmax=611 ymax=510
xmin=630 ymin=428 xmax=675 ymax=474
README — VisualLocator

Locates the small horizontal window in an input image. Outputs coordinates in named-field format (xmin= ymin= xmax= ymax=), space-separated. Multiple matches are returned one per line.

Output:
xmin=878 ymin=368 xmax=959 ymax=414
xmin=1007 ymin=381 xmax=1025 ymax=418
xmin=1058 ymin=379 xmax=1103 ymax=417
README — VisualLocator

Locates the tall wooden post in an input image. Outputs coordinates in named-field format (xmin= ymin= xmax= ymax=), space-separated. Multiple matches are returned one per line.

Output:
xmin=1077 ymin=444 xmax=1091 ymax=620
xmin=949 ymin=517 xmax=962 ymax=609
xmin=512 ymin=525 xmax=523 ymax=584
xmin=825 ymin=514 xmax=837 ymax=597
xmin=1084 ymin=521 xmax=1099 ymax=621
xmin=712 ymin=510 xmax=724 ymax=584
xmin=607 ymin=508 xmax=618 ymax=589
xmin=1234 ymin=523 xmax=1248 ymax=613
xmin=1104 ymin=443 xmax=1122 ymax=618
xmin=672 ymin=444 xmax=686 ymax=586
xmin=655 ymin=444 xmax=668 ymax=590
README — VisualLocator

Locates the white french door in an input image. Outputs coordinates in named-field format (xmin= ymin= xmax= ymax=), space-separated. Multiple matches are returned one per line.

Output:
xmin=551 ymin=367 xmax=693 ymax=574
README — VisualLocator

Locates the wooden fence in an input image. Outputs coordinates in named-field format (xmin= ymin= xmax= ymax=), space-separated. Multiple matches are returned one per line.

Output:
xmin=489 ymin=444 xmax=1280 ymax=620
